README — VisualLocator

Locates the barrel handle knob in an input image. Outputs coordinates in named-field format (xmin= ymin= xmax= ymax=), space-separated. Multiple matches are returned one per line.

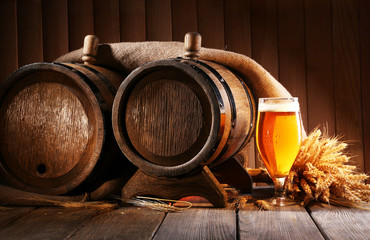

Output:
xmin=184 ymin=32 xmax=202 ymax=58
xmin=82 ymin=35 xmax=99 ymax=65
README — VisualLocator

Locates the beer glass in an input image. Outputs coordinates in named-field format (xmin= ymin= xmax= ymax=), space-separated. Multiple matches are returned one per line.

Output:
xmin=256 ymin=97 xmax=302 ymax=206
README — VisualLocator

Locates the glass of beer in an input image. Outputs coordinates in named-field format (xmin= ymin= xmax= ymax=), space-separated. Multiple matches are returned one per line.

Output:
xmin=256 ymin=97 xmax=302 ymax=206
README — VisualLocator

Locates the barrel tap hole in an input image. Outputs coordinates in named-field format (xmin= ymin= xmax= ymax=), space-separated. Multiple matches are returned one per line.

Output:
xmin=37 ymin=163 xmax=47 ymax=175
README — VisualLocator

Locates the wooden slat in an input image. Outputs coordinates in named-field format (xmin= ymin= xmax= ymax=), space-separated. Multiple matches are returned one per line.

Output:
xmin=239 ymin=204 xmax=324 ymax=239
xmin=197 ymin=0 xmax=225 ymax=49
xmin=70 ymin=207 xmax=165 ymax=239
xmin=171 ymin=0 xmax=198 ymax=42
xmin=17 ymin=0 xmax=43 ymax=67
xmin=0 ymin=207 xmax=98 ymax=239
xmin=93 ymin=0 xmax=120 ymax=43
xmin=277 ymin=0 xmax=307 ymax=130
xmin=145 ymin=0 xmax=172 ymax=41
xmin=0 ymin=207 xmax=35 ymax=228
xmin=68 ymin=0 xmax=94 ymax=51
xmin=119 ymin=0 xmax=146 ymax=42
xmin=308 ymin=203 xmax=370 ymax=240
xmin=359 ymin=0 xmax=370 ymax=182
xmin=305 ymin=0 xmax=335 ymax=136
xmin=153 ymin=208 xmax=236 ymax=240
xmin=42 ymin=0 xmax=69 ymax=62
xmin=332 ymin=0 xmax=363 ymax=172
xmin=250 ymin=0 xmax=279 ymax=80
xmin=0 ymin=0 xmax=17 ymax=84
xmin=224 ymin=0 xmax=251 ymax=57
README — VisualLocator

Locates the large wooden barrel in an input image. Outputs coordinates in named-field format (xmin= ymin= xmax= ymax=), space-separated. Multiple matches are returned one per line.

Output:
xmin=0 ymin=62 xmax=127 ymax=195
xmin=112 ymin=58 xmax=256 ymax=177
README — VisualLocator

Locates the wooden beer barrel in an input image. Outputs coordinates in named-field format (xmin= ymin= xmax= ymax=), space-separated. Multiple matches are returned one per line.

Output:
xmin=0 ymin=58 xmax=127 ymax=194
xmin=112 ymin=57 xmax=256 ymax=177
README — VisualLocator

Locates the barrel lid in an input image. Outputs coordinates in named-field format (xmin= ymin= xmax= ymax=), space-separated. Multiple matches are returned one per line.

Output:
xmin=0 ymin=62 xmax=104 ymax=194
xmin=112 ymin=59 xmax=221 ymax=177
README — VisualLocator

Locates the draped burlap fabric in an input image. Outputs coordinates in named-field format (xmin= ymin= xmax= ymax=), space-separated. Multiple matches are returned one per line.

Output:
xmin=0 ymin=41 xmax=292 ymax=206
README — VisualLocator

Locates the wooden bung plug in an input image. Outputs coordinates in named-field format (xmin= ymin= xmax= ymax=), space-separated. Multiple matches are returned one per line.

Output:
xmin=184 ymin=32 xmax=202 ymax=58
xmin=82 ymin=35 xmax=99 ymax=65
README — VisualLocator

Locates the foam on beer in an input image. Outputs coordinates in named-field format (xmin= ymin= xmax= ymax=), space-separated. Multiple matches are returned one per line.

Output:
xmin=258 ymin=101 xmax=299 ymax=112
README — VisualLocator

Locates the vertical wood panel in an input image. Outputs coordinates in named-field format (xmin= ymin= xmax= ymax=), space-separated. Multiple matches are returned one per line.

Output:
xmin=277 ymin=0 xmax=307 ymax=129
xmin=359 ymin=0 xmax=370 ymax=179
xmin=305 ymin=0 xmax=335 ymax=135
xmin=197 ymin=0 xmax=225 ymax=49
xmin=42 ymin=0 xmax=69 ymax=62
xmin=120 ymin=0 xmax=146 ymax=42
xmin=0 ymin=0 xmax=17 ymax=83
xmin=145 ymin=0 xmax=172 ymax=41
xmin=332 ymin=0 xmax=363 ymax=171
xmin=224 ymin=0 xmax=251 ymax=57
xmin=17 ymin=0 xmax=43 ymax=67
xmin=171 ymin=0 xmax=198 ymax=42
xmin=68 ymin=0 xmax=94 ymax=51
xmin=250 ymin=0 xmax=279 ymax=80
xmin=93 ymin=0 xmax=120 ymax=43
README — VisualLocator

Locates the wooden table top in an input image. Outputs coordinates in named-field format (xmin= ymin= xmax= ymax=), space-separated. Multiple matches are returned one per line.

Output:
xmin=0 ymin=199 xmax=369 ymax=240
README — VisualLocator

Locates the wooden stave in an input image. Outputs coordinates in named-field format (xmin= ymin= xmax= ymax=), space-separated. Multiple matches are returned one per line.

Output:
xmin=0 ymin=62 xmax=126 ymax=195
xmin=112 ymin=58 xmax=255 ymax=177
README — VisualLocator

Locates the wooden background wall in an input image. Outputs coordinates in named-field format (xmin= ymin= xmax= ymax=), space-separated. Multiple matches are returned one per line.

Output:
xmin=0 ymin=0 xmax=369 ymax=176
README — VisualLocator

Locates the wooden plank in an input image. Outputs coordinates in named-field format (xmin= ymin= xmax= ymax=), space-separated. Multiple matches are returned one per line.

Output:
xmin=171 ymin=0 xmax=198 ymax=42
xmin=305 ymin=0 xmax=335 ymax=135
xmin=154 ymin=208 xmax=236 ymax=240
xmin=224 ymin=0 xmax=252 ymax=57
xmin=239 ymin=204 xmax=324 ymax=239
xmin=250 ymin=0 xmax=279 ymax=80
xmin=119 ymin=0 xmax=146 ymax=42
xmin=359 ymin=0 xmax=370 ymax=183
xmin=197 ymin=0 xmax=225 ymax=49
xmin=277 ymin=0 xmax=307 ymax=130
xmin=0 ymin=0 xmax=17 ymax=84
xmin=42 ymin=0 xmax=69 ymax=62
xmin=68 ymin=0 xmax=94 ymax=51
xmin=308 ymin=203 xmax=370 ymax=240
xmin=93 ymin=0 xmax=120 ymax=43
xmin=17 ymin=0 xmax=43 ymax=67
xmin=145 ymin=0 xmax=172 ymax=41
xmin=0 ymin=207 xmax=35 ymax=228
xmin=0 ymin=207 xmax=98 ymax=239
xmin=70 ymin=207 xmax=165 ymax=239
xmin=332 ymin=0 xmax=363 ymax=172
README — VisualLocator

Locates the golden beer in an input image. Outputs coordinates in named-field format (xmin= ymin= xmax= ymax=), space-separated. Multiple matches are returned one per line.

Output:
xmin=256 ymin=99 xmax=302 ymax=178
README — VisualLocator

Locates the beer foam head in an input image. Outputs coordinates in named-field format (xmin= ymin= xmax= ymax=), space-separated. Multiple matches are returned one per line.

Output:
xmin=258 ymin=98 xmax=300 ymax=112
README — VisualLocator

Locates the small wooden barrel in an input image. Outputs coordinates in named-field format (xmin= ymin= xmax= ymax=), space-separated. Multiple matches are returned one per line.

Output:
xmin=0 ymin=62 xmax=126 ymax=195
xmin=112 ymin=58 xmax=256 ymax=177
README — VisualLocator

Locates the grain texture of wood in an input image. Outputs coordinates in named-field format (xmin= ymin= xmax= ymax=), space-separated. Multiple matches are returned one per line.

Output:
xmin=277 ymin=0 xmax=307 ymax=129
xmin=197 ymin=0 xmax=225 ymax=49
xmin=239 ymin=204 xmax=324 ymax=240
xmin=308 ymin=203 xmax=370 ymax=240
xmin=93 ymin=0 xmax=120 ymax=43
xmin=154 ymin=208 xmax=237 ymax=240
xmin=119 ymin=0 xmax=146 ymax=42
xmin=70 ymin=207 xmax=165 ymax=240
xmin=332 ymin=0 xmax=363 ymax=172
xmin=0 ymin=207 xmax=35 ymax=228
xmin=305 ymin=0 xmax=335 ymax=135
xmin=17 ymin=0 xmax=43 ymax=67
xmin=0 ymin=0 xmax=17 ymax=84
xmin=0 ymin=208 xmax=98 ymax=240
xmin=68 ymin=0 xmax=94 ymax=51
xmin=145 ymin=0 xmax=172 ymax=41
xmin=171 ymin=0 xmax=198 ymax=42
xmin=42 ymin=0 xmax=69 ymax=62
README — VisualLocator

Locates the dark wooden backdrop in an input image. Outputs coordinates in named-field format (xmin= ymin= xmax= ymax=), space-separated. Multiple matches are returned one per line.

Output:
xmin=0 ymin=0 xmax=369 ymax=176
